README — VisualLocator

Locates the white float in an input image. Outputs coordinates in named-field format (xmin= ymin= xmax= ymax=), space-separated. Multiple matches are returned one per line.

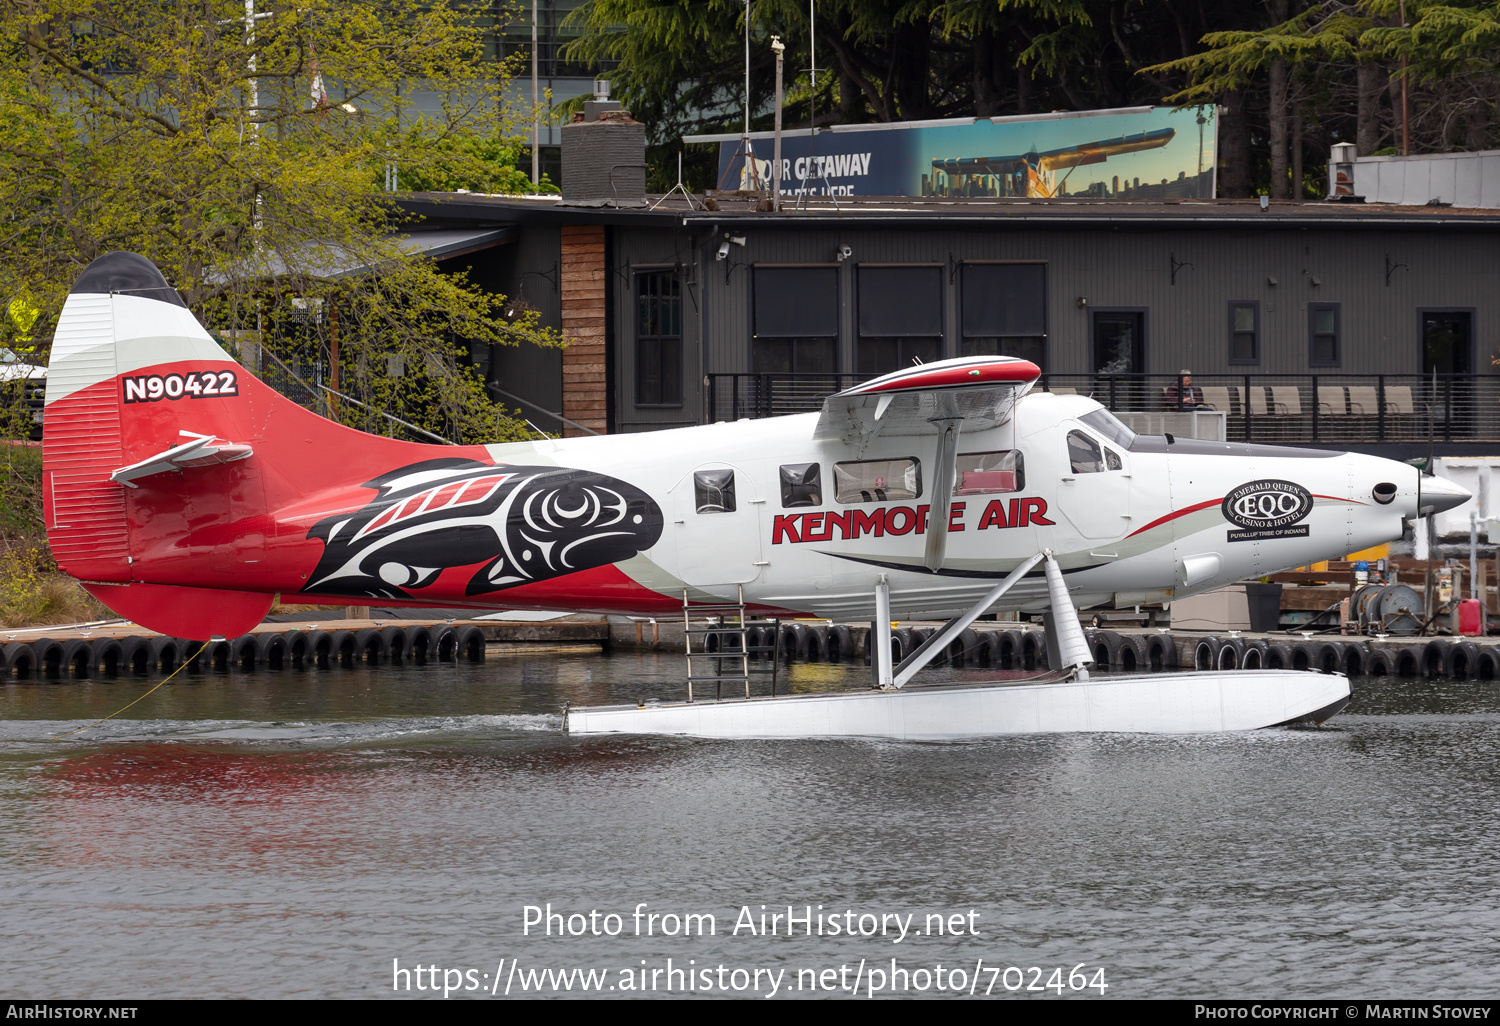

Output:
xmin=564 ymin=669 xmax=1352 ymax=740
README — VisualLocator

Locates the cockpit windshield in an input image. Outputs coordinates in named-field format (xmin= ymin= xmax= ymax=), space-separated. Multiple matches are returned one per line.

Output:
xmin=1079 ymin=409 xmax=1137 ymax=449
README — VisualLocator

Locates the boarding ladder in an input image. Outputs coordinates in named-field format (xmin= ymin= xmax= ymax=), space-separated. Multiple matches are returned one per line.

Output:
xmin=683 ymin=586 xmax=753 ymax=702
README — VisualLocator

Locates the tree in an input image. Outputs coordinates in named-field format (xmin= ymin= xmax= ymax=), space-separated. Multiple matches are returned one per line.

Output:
xmin=0 ymin=0 xmax=560 ymax=443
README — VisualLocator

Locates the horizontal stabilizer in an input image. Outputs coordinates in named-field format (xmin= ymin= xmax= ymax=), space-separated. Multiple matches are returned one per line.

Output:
xmin=81 ymin=581 xmax=274 ymax=641
xmin=110 ymin=431 xmax=253 ymax=488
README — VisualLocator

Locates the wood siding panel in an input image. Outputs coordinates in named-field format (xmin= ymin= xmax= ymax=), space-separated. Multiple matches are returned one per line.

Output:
xmin=559 ymin=223 xmax=608 ymax=435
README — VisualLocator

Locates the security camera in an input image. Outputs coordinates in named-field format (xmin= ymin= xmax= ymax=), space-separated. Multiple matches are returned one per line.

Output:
xmin=837 ymin=244 xmax=852 ymax=262
xmin=716 ymin=240 xmax=731 ymax=261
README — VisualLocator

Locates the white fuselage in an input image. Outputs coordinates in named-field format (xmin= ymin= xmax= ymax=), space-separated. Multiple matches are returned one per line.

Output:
xmin=491 ymin=392 xmax=1427 ymax=620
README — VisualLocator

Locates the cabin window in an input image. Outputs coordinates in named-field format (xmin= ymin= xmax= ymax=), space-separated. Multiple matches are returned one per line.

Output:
xmin=753 ymin=267 xmax=838 ymax=374
xmin=954 ymin=451 xmax=1025 ymax=495
xmin=694 ymin=469 xmax=737 ymax=513
xmin=1229 ymin=301 xmax=1260 ymax=364
xmin=857 ymin=266 xmax=943 ymax=375
xmin=636 ymin=271 xmax=683 ymax=406
xmin=1067 ymin=430 xmax=1107 ymax=474
xmin=960 ymin=263 xmax=1047 ymax=370
xmin=779 ymin=463 xmax=822 ymax=507
xmin=1105 ymin=447 xmax=1122 ymax=470
xmin=1309 ymin=303 xmax=1341 ymax=367
xmin=833 ymin=458 xmax=922 ymax=504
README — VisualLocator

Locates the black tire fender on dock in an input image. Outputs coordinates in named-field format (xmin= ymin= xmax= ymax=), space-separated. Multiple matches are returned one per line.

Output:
xmin=176 ymin=639 xmax=207 ymax=671
xmin=454 ymin=625 xmax=486 ymax=663
xmin=1476 ymin=646 xmax=1500 ymax=681
xmin=975 ymin=631 xmax=1001 ymax=668
xmin=1291 ymin=641 xmax=1322 ymax=672
xmin=1193 ymin=636 xmax=1219 ymax=671
xmin=1314 ymin=642 xmax=1343 ymax=674
xmin=1240 ymin=640 xmax=1269 ymax=669
xmin=30 ymin=638 xmax=63 ymax=679
xmin=781 ymin=623 xmax=807 ymax=661
xmin=256 ymin=633 xmax=288 ymax=670
xmin=1266 ymin=641 xmax=1296 ymax=670
xmin=202 ymin=638 xmax=233 ymax=672
xmin=1421 ymin=640 xmax=1450 ymax=677
xmin=3 ymin=642 xmax=35 ymax=679
xmin=353 ymin=628 xmax=386 ymax=664
xmin=230 ymin=634 xmax=259 ymax=671
xmin=304 ymin=630 xmax=333 ymax=669
xmin=329 ymin=629 xmax=358 ymax=667
xmin=149 ymin=636 xmax=183 ymax=673
xmin=60 ymin=639 xmax=93 ymax=679
xmin=827 ymin=624 xmax=853 ymax=663
xmin=1395 ymin=645 xmax=1426 ymax=677
xmin=806 ymin=625 xmax=829 ymax=662
xmin=951 ymin=628 xmax=980 ymax=667
xmin=1216 ymin=637 xmax=1245 ymax=670
xmin=283 ymin=632 xmax=309 ymax=669
xmin=404 ymin=626 xmax=431 ymax=665
xmin=118 ymin=636 xmax=151 ymax=675
xmin=889 ymin=627 xmax=912 ymax=664
xmin=1021 ymin=630 xmax=1047 ymax=670
xmin=92 ymin=638 xmax=123 ymax=676
xmin=380 ymin=626 xmax=407 ymax=664
xmin=1445 ymin=641 xmax=1479 ymax=680
xmin=1092 ymin=630 xmax=1122 ymax=668
xmin=998 ymin=629 xmax=1024 ymax=669
xmin=1366 ymin=648 xmax=1395 ymax=676
xmin=428 ymin=625 xmax=455 ymax=663
xmin=1340 ymin=643 xmax=1370 ymax=677
xmin=1145 ymin=633 xmax=1178 ymax=670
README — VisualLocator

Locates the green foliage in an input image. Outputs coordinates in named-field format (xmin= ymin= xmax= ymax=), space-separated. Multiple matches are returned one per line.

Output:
xmin=0 ymin=0 xmax=561 ymax=444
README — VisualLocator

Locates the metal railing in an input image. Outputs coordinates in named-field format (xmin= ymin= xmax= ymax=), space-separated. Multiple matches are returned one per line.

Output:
xmin=706 ymin=371 xmax=1500 ymax=445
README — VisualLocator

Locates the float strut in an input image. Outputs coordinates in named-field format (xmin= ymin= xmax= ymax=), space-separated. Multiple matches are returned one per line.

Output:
xmin=890 ymin=552 xmax=1045 ymax=689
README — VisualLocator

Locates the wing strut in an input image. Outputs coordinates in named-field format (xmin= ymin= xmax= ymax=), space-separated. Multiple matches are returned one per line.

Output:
xmin=888 ymin=550 xmax=1092 ymax=689
xmin=922 ymin=417 xmax=961 ymax=571
xmin=889 ymin=552 xmax=1043 ymax=689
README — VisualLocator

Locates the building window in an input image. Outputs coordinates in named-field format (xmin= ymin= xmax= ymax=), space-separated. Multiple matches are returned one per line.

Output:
xmin=960 ymin=263 xmax=1047 ymax=369
xmin=1309 ymin=303 xmax=1340 ymax=367
xmin=753 ymin=267 xmax=838 ymax=373
xmin=1229 ymin=301 xmax=1259 ymax=364
xmin=857 ymin=266 xmax=943 ymax=375
xmin=635 ymin=271 xmax=682 ymax=406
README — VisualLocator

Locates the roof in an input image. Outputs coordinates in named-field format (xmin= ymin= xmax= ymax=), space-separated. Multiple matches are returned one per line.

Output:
xmin=397 ymin=191 xmax=1500 ymax=233
xmin=231 ymin=228 xmax=517 ymax=280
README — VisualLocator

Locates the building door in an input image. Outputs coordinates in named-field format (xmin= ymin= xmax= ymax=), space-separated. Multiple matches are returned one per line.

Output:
xmin=1091 ymin=309 xmax=1147 ymax=410
xmin=1422 ymin=310 xmax=1473 ymax=437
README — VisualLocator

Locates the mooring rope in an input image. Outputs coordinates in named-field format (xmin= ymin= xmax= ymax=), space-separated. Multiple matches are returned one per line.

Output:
xmin=47 ymin=643 xmax=202 ymax=741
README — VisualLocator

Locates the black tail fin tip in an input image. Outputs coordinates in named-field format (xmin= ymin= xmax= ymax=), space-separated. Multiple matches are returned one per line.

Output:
xmin=70 ymin=252 xmax=187 ymax=309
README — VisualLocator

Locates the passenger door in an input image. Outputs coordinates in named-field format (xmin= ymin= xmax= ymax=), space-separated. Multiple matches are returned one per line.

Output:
xmin=671 ymin=462 xmax=765 ymax=586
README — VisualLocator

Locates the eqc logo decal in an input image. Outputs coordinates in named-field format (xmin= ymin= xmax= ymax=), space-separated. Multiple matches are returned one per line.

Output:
xmin=123 ymin=370 xmax=239 ymax=403
xmin=1222 ymin=479 xmax=1313 ymax=542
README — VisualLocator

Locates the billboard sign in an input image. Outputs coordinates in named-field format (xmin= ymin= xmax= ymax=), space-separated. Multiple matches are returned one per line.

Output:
xmin=693 ymin=105 xmax=1217 ymax=200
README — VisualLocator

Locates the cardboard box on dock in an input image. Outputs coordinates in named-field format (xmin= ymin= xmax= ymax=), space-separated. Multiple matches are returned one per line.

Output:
xmin=1171 ymin=586 xmax=1251 ymax=631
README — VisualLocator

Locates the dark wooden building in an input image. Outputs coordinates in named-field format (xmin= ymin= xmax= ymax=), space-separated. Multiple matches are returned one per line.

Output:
xmin=401 ymin=192 xmax=1500 ymax=455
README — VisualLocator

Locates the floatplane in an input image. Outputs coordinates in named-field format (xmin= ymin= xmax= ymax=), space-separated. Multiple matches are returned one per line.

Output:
xmin=41 ymin=252 xmax=1470 ymax=739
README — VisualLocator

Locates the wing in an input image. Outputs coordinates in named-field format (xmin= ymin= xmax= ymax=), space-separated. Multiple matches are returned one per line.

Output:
xmin=813 ymin=355 xmax=1040 ymax=447
xmin=813 ymin=356 xmax=1042 ymax=571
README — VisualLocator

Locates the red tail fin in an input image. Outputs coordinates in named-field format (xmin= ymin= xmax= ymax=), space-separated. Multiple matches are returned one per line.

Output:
xmin=44 ymin=252 xmax=485 ymax=638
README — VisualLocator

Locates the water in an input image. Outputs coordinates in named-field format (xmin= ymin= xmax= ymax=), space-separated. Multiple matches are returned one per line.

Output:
xmin=3 ymin=654 xmax=1498 ymax=999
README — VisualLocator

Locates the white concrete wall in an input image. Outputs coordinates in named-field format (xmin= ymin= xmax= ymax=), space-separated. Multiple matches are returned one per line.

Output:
xmin=1431 ymin=457 xmax=1500 ymax=539
xmin=1353 ymin=151 xmax=1500 ymax=208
